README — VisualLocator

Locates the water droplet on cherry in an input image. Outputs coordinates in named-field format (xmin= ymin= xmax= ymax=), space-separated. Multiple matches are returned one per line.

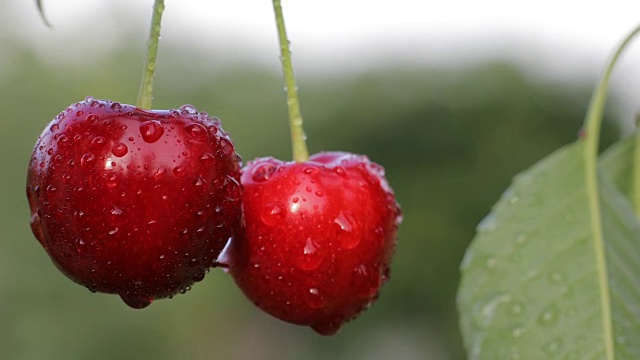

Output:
xmin=192 ymin=272 xmax=206 ymax=282
xmin=351 ymin=264 xmax=381 ymax=298
xmin=307 ymin=288 xmax=326 ymax=309
xmin=334 ymin=211 xmax=360 ymax=249
xmin=173 ymin=166 xmax=186 ymax=177
xmin=80 ymin=153 xmax=96 ymax=168
xmin=294 ymin=238 xmax=324 ymax=271
xmin=184 ymin=123 xmax=207 ymax=142
xmin=179 ymin=104 xmax=197 ymax=114
xmin=251 ymin=162 xmax=277 ymax=182
xmin=112 ymin=142 xmax=128 ymax=157
xmin=140 ymin=120 xmax=164 ymax=143
xmin=219 ymin=138 xmax=233 ymax=156
xmin=108 ymin=205 xmax=126 ymax=226
xmin=261 ymin=202 xmax=285 ymax=226
xmin=311 ymin=318 xmax=341 ymax=336
xmin=105 ymin=173 xmax=118 ymax=188
xmin=303 ymin=167 xmax=319 ymax=175
xmin=119 ymin=294 xmax=153 ymax=309
xmin=86 ymin=114 xmax=98 ymax=123
xmin=224 ymin=176 xmax=240 ymax=201
xmin=200 ymin=153 xmax=215 ymax=165
xmin=193 ymin=176 xmax=206 ymax=187
xmin=91 ymin=136 xmax=106 ymax=149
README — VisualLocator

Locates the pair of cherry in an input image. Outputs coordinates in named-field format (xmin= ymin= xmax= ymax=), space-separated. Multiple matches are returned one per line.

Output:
xmin=26 ymin=98 xmax=401 ymax=335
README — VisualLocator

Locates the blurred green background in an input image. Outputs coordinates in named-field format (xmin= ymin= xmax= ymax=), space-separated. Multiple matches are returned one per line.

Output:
xmin=0 ymin=2 xmax=627 ymax=360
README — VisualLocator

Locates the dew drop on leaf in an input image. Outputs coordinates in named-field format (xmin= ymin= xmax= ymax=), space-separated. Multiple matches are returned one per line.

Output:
xmin=548 ymin=271 xmax=564 ymax=284
xmin=542 ymin=337 xmax=563 ymax=356
xmin=509 ymin=301 xmax=524 ymax=316
xmin=537 ymin=304 xmax=560 ymax=327
xmin=511 ymin=327 xmax=524 ymax=338
xmin=471 ymin=294 xmax=511 ymax=328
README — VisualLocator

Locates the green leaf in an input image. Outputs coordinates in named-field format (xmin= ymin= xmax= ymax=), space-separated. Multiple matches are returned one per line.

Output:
xmin=456 ymin=140 xmax=640 ymax=359
xmin=600 ymin=135 xmax=634 ymax=199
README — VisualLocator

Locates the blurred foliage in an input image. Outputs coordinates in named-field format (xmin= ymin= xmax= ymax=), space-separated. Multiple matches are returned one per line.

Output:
xmin=0 ymin=4 xmax=623 ymax=360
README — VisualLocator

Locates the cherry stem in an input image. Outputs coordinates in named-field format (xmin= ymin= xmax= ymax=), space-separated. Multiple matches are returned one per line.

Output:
xmin=272 ymin=0 xmax=309 ymax=162
xmin=136 ymin=0 xmax=165 ymax=110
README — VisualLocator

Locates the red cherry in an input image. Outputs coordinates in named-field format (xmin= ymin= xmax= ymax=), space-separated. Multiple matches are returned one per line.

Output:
xmin=26 ymin=98 xmax=242 ymax=308
xmin=226 ymin=151 xmax=401 ymax=335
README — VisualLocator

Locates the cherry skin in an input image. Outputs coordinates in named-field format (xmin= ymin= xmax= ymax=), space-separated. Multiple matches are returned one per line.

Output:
xmin=226 ymin=152 xmax=401 ymax=335
xmin=26 ymin=98 xmax=242 ymax=308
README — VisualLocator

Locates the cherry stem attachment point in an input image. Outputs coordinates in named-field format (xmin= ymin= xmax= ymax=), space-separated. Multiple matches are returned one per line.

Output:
xmin=137 ymin=0 xmax=165 ymax=110
xmin=272 ymin=0 xmax=309 ymax=162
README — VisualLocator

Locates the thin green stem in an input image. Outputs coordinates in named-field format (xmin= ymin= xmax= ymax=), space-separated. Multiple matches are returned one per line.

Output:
xmin=272 ymin=0 xmax=309 ymax=162
xmin=633 ymin=116 xmax=640 ymax=216
xmin=582 ymin=26 xmax=640 ymax=152
xmin=136 ymin=0 xmax=165 ymax=110
xmin=581 ymin=24 xmax=640 ymax=360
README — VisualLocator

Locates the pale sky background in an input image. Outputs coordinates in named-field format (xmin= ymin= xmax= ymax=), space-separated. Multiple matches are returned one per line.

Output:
xmin=8 ymin=0 xmax=640 ymax=127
